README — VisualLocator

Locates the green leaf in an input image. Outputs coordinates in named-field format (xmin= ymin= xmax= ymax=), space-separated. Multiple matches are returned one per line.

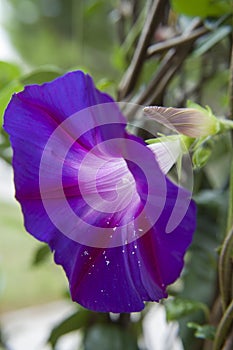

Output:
xmin=0 ymin=128 xmax=12 ymax=164
xmin=96 ymin=78 xmax=114 ymax=91
xmin=96 ymin=78 xmax=117 ymax=98
xmin=84 ymin=325 xmax=139 ymax=350
xmin=20 ymin=68 xmax=63 ymax=85
xmin=165 ymin=298 xmax=209 ymax=321
xmin=194 ymin=189 xmax=227 ymax=209
xmin=0 ymin=61 xmax=22 ymax=88
xmin=0 ymin=67 xmax=62 ymax=126
xmin=204 ymin=133 xmax=232 ymax=189
xmin=175 ymin=189 xmax=226 ymax=349
xmin=0 ymin=80 xmax=24 ymax=125
xmin=84 ymin=0 xmax=105 ymax=16
xmin=111 ymin=45 xmax=127 ymax=71
xmin=170 ymin=0 xmax=233 ymax=18
xmin=48 ymin=309 xmax=89 ymax=348
xmin=192 ymin=146 xmax=212 ymax=169
xmin=187 ymin=322 xmax=216 ymax=340
xmin=32 ymin=245 xmax=51 ymax=266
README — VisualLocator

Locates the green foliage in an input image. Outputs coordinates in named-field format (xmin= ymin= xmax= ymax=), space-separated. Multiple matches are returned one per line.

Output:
xmin=192 ymin=144 xmax=212 ymax=168
xmin=48 ymin=308 xmax=90 ymax=348
xmin=0 ymin=61 xmax=22 ymax=86
xmin=84 ymin=324 xmax=139 ymax=350
xmin=204 ymin=133 xmax=232 ymax=189
xmin=175 ymin=189 xmax=227 ymax=349
xmin=0 ymin=81 xmax=23 ymax=124
xmin=193 ymin=26 xmax=232 ymax=57
xmin=20 ymin=67 xmax=63 ymax=85
xmin=165 ymin=298 xmax=209 ymax=321
xmin=0 ymin=62 xmax=63 ymax=124
xmin=6 ymin=0 xmax=119 ymax=79
xmin=227 ymin=159 xmax=233 ymax=231
xmin=47 ymin=309 xmax=140 ymax=350
xmin=0 ymin=62 xmax=23 ymax=163
xmin=184 ymin=190 xmax=226 ymax=300
xmin=0 ymin=201 xmax=67 ymax=311
xmin=0 ymin=63 xmax=64 ymax=164
xmin=170 ymin=0 xmax=233 ymax=17
xmin=32 ymin=245 xmax=51 ymax=266
xmin=187 ymin=322 xmax=216 ymax=340
xmin=0 ymin=61 xmax=23 ymax=123
xmin=96 ymin=78 xmax=117 ymax=99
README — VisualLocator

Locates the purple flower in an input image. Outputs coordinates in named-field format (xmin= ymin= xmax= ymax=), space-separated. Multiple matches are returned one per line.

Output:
xmin=4 ymin=71 xmax=196 ymax=313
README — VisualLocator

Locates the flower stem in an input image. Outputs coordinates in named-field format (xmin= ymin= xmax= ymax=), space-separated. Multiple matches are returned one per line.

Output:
xmin=227 ymin=159 xmax=233 ymax=233
xmin=118 ymin=0 xmax=168 ymax=99
xmin=213 ymin=299 xmax=233 ymax=350
xmin=218 ymin=224 xmax=233 ymax=312
xmin=216 ymin=33 xmax=233 ymax=342
xmin=229 ymin=30 xmax=233 ymax=121
xmin=220 ymin=119 xmax=233 ymax=130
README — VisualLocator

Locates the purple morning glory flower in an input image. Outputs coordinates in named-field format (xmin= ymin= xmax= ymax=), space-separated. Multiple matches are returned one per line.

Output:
xmin=3 ymin=71 xmax=196 ymax=313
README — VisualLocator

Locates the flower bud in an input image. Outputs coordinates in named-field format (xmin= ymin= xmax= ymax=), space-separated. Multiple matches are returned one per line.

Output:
xmin=144 ymin=103 xmax=220 ymax=138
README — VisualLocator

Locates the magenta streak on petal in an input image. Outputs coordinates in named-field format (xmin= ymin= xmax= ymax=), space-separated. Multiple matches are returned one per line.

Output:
xmin=139 ymin=229 xmax=165 ymax=295
xmin=69 ymin=246 xmax=105 ymax=297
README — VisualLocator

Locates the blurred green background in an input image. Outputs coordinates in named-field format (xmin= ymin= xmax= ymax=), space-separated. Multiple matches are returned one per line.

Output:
xmin=0 ymin=200 xmax=66 ymax=311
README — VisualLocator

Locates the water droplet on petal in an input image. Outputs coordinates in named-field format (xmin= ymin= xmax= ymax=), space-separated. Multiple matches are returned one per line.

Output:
xmin=106 ymin=260 xmax=110 ymax=266
xmin=84 ymin=250 xmax=89 ymax=256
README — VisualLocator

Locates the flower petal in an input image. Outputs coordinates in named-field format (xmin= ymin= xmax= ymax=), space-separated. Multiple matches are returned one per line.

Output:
xmin=147 ymin=138 xmax=183 ymax=174
xmin=17 ymin=178 xmax=195 ymax=313
xmin=4 ymin=71 xmax=196 ymax=312
xmin=4 ymin=71 xmax=124 ymax=199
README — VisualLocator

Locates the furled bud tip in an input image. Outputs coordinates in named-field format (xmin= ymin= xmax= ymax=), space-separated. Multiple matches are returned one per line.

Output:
xmin=143 ymin=103 xmax=220 ymax=138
